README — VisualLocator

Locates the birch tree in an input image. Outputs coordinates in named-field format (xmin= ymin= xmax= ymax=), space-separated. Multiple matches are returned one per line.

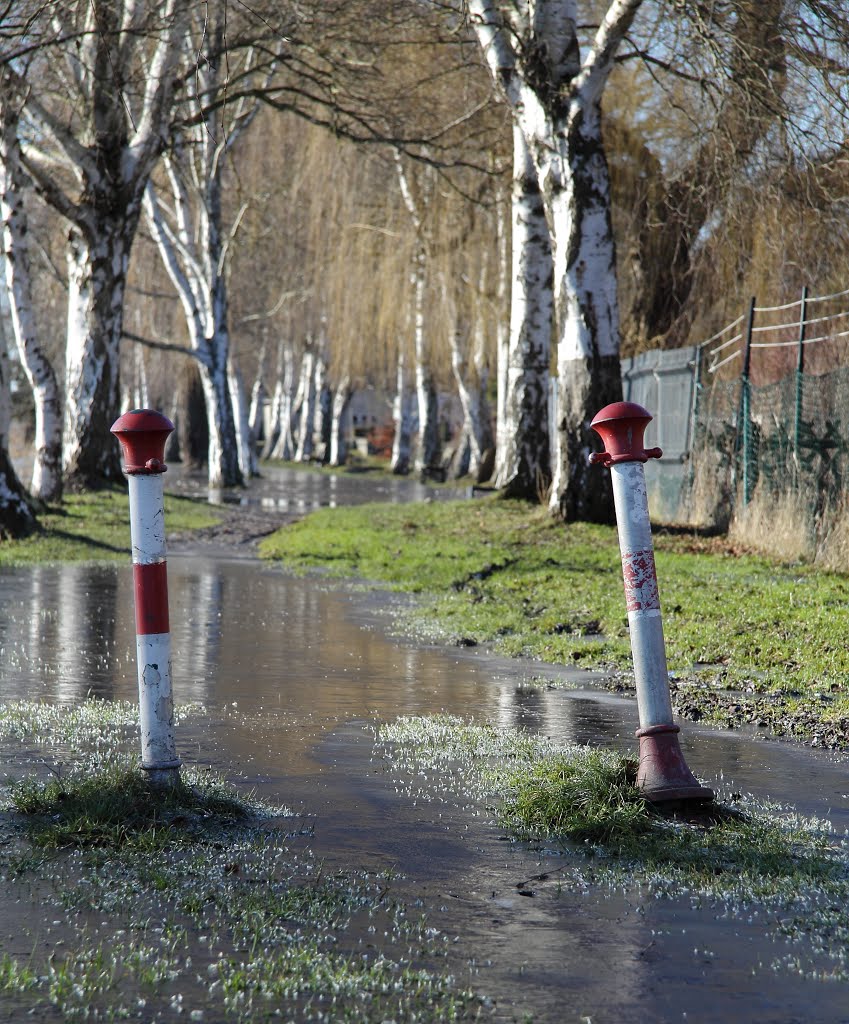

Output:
xmin=142 ymin=12 xmax=275 ymax=489
xmin=0 ymin=79 xmax=62 ymax=502
xmin=395 ymin=154 xmax=443 ymax=477
xmin=495 ymin=126 xmax=552 ymax=497
xmin=0 ymin=301 xmax=36 ymax=537
xmin=2 ymin=1 xmax=189 ymax=487
xmin=467 ymin=0 xmax=642 ymax=521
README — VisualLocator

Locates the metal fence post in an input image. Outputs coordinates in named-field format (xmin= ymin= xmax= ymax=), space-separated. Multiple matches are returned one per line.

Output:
xmin=111 ymin=409 xmax=181 ymax=788
xmin=794 ymin=286 xmax=809 ymax=468
xmin=590 ymin=401 xmax=713 ymax=805
xmin=740 ymin=297 xmax=756 ymax=505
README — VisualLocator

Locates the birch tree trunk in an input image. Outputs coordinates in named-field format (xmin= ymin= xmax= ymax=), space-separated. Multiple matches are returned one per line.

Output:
xmin=412 ymin=248 xmax=441 ymax=476
xmin=198 ymin=335 xmax=243 ymax=487
xmin=294 ymin=349 xmax=317 ymax=462
xmin=229 ymin=358 xmax=256 ymax=479
xmin=0 ymin=322 xmax=36 ymax=537
xmin=468 ymin=0 xmax=640 ymax=520
xmin=493 ymin=190 xmax=510 ymax=484
xmin=63 ymin=218 xmax=137 ymax=486
xmin=495 ymin=125 xmax=552 ymax=499
xmin=545 ymin=97 xmax=622 ymax=521
xmin=471 ymin=281 xmax=495 ymax=482
xmin=0 ymin=101 xmax=62 ymax=502
xmin=390 ymin=349 xmax=415 ymax=475
xmin=311 ymin=352 xmax=329 ymax=461
xmin=268 ymin=344 xmax=296 ymax=461
xmin=10 ymin=0 xmax=189 ymax=488
xmin=395 ymin=155 xmax=441 ymax=478
xmin=249 ymin=378 xmax=266 ymax=452
xmin=329 ymin=376 xmax=352 ymax=466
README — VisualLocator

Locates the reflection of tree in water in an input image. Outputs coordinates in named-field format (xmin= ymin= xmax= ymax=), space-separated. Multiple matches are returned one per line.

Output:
xmin=169 ymin=562 xmax=223 ymax=705
xmin=496 ymin=680 xmax=633 ymax=751
xmin=53 ymin=565 xmax=119 ymax=702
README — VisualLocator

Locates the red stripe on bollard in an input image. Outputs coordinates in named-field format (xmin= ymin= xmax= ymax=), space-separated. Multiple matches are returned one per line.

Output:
xmin=133 ymin=562 xmax=171 ymax=635
xmin=621 ymin=549 xmax=661 ymax=612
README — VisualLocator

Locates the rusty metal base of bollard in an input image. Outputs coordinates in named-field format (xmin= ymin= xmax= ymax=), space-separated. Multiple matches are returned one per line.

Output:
xmin=635 ymin=724 xmax=714 ymax=805
xmin=141 ymin=761 xmax=182 ymax=790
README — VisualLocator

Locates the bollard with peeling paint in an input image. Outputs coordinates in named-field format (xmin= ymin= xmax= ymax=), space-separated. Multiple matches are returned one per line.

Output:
xmin=111 ymin=409 xmax=180 ymax=788
xmin=590 ymin=401 xmax=713 ymax=805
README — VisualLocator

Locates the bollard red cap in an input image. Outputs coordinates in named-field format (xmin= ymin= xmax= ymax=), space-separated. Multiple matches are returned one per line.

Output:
xmin=588 ymin=401 xmax=663 ymax=467
xmin=111 ymin=409 xmax=174 ymax=475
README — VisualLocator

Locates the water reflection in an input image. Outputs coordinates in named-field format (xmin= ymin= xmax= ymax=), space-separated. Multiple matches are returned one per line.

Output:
xmin=1 ymin=556 xmax=846 ymax=832
xmin=169 ymin=463 xmax=473 ymax=512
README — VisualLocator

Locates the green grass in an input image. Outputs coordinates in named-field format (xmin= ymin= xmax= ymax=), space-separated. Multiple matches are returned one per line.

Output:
xmin=10 ymin=762 xmax=251 ymax=849
xmin=498 ymin=749 xmax=837 ymax=883
xmin=0 ymin=488 xmax=221 ymax=565
xmin=261 ymin=498 xmax=849 ymax=743
xmin=377 ymin=713 xmax=849 ymax=980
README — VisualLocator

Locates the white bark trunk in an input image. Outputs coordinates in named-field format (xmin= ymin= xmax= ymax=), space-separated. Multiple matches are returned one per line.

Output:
xmin=329 ymin=377 xmax=352 ymax=466
xmin=143 ymin=171 xmax=243 ymax=488
xmin=469 ymin=0 xmax=638 ymax=518
xmin=449 ymin=326 xmax=482 ymax=480
xmin=0 ymin=113 xmax=62 ymax=502
xmin=63 ymin=222 xmax=133 ymax=485
xmin=493 ymin=192 xmax=510 ymax=484
xmin=411 ymin=251 xmax=440 ymax=475
xmin=268 ymin=344 xmax=296 ymax=461
xmin=390 ymin=349 xmax=415 ymax=475
xmin=198 ymin=341 xmax=242 ymax=488
xmin=249 ymin=378 xmax=265 ymax=449
xmin=311 ymin=352 xmax=328 ymax=461
xmin=544 ymin=97 xmax=621 ymax=521
xmin=14 ymin=1 xmax=188 ymax=488
xmin=294 ymin=349 xmax=316 ymax=462
xmin=495 ymin=125 xmax=553 ymax=499
xmin=229 ymin=358 xmax=255 ymax=479
xmin=0 ymin=320 xmax=36 ymax=536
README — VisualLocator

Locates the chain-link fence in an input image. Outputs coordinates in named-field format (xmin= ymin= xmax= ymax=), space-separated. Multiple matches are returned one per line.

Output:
xmin=690 ymin=286 xmax=849 ymax=527
xmin=625 ymin=285 xmax=849 ymax=526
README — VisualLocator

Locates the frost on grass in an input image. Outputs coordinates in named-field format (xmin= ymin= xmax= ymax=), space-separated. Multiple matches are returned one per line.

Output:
xmin=0 ymin=698 xmax=205 ymax=760
xmin=377 ymin=713 xmax=849 ymax=983
xmin=0 ymin=703 xmax=482 ymax=1022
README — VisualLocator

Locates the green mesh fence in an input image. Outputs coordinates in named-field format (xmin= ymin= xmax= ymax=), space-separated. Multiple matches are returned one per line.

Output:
xmin=689 ymin=366 xmax=849 ymax=522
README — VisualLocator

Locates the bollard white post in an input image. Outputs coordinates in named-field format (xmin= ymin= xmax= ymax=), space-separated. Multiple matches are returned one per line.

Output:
xmin=111 ymin=410 xmax=181 ymax=788
xmin=590 ymin=402 xmax=713 ymax=805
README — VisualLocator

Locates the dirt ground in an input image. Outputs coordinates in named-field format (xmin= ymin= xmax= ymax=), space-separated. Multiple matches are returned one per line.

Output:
xmin=167 ymin=502 xmax=298 ymax=557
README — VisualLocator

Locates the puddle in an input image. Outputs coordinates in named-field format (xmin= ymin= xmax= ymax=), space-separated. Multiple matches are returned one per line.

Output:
xmin=166 ymin=462 xmax=474 ymax=511
xmin=1 ymin=554 xmax=848 ymax=1022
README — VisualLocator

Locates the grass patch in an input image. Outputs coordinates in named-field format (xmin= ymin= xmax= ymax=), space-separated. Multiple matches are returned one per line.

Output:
xmin=498 ymin=749 xmax=837 ymax=884
xmin=377 ymin=714 xmax=849 ymax=980
xmin=0 ymin=488 xmax=221 ymax=565
xmin=261 ymin=498 xmax=849 ymax=744
xmin=377 ymin=714 xmax=840 ymax=887
xmin=10 ymin=763 xmax=251 ymax=849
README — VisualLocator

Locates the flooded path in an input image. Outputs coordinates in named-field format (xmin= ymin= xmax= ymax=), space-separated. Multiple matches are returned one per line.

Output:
xmin=1 ymin=470 xmax=848 ymax=1021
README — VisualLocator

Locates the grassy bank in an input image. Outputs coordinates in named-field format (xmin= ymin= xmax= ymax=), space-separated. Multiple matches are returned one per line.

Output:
xmin=260 ymin=497 xmax=849 ymax=748
xmin=0 ymin=489 xmax=221 ymax=565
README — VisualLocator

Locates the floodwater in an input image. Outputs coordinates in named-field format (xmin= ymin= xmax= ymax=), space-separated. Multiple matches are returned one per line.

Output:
xmin=166 ymin=461 xmax=475 ymax=511
xmin=1 ymin=482 xmax=849 ymax=1021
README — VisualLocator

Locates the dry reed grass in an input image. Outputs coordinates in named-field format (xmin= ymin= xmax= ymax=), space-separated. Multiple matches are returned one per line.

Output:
xmin=728 ymin=487 xmax=816 ymax=563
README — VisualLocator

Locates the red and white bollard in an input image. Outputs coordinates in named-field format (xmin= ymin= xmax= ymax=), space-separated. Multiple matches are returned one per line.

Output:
xmin=590 ymin=401 xmax=712 ymax=805
xmin=111 ymin=410 xmax=180 ymax=788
